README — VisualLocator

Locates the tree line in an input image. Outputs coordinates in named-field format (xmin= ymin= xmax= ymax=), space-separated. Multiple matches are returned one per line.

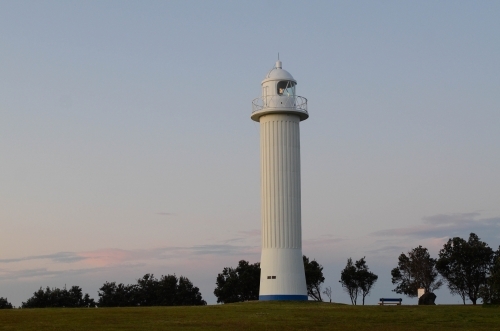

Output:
xmin=0 ymin=273 xmax=206 ymax=309
xmin=337 ymin=233 xmax=500 ymax=305
xmin=1 ymin=232 xmax=498 ymax=308
xmin=213 ymin=233 xmax=500 ymax=305
xmin=98 ymin=274 xmax=206 ymax=307
xmin=390 ymin=233 xmax=500 ymax=305
xmin=0 ymin=256 xmax=325 ymax=308
xmin=212 ymin=255 xmax=375 ymax=305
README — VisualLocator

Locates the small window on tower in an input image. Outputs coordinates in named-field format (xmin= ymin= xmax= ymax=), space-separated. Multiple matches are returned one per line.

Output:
xmin=272 ymin=276 xmax=276 ymax=279
xmin=277 ymin=81 xmax=296 ymax=96
xmin=267 ymin=276 xmax=271 ymax=279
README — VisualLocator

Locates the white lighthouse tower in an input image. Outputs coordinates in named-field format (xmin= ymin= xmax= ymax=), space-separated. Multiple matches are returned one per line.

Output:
xmin=251 ymin=60 xmax=308 ymax=301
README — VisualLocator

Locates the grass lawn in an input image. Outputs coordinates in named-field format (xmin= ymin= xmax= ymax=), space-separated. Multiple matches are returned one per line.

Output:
xmin=0 ymin=301 xmax=499 ymax=331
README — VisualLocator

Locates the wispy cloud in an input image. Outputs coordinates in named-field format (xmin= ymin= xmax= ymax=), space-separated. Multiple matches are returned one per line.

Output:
xmin=0 ymin=241 xmax=262 ymax=283
xmin=189 ymin=244 xmax=258 ymax=256
xmin=221 ymin=237 xmax=245 ymax=244
xmin=0 ymin=243 xmax=260 ymax=270
xmin=87 ymin=244 xmax=258 ymax=265
xmin=221 ymin=229 xmax=261 ymax=244
xmin=0 ymin=252 xmax=85 ymax=264
xmin=304 ymin=234 xmax=345 ymax=248
xmin=0 ymin=266 xmax=104 ymax=281
xmin=367 ymin=245 xmax=408 ymax=255
xmin=371 ymin=212 xmax=500 ymax=244
xmin=422 ymin=212 xmax=481 ymax=225
xmin=238 ymin=229 xmax=260 ymax=237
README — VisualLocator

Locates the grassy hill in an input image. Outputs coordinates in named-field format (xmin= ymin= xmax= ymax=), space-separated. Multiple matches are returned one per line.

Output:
xmin=1 ymin=301 xmax=499 ymax=331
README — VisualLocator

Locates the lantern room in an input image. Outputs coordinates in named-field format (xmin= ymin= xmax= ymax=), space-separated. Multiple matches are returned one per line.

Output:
xmin=251 ymin=60 xmax=308 ymax=122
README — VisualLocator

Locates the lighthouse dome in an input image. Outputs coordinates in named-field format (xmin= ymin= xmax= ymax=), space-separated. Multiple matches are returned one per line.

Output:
xmin=262 ymin=60 xmax=296 ymax=83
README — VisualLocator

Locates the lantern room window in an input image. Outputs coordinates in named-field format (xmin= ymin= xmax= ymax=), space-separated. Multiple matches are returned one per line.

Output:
xmin=277 ymin=80 xmax=296 ymax=96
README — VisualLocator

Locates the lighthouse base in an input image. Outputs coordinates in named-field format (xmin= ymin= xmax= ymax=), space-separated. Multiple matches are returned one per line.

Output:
xmin=259 ymin=248 xmax=307 ymax=300
xmin=259 ymin=294 xmax=308 ymax=301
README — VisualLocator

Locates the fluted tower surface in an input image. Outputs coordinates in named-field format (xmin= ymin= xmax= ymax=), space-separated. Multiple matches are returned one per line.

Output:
xmin=251 ymin=61 xmax=308 ymax=300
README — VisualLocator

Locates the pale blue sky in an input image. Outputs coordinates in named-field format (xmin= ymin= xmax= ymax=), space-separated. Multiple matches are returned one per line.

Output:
xmin=1 ymin=0 xmax=499 ymax=306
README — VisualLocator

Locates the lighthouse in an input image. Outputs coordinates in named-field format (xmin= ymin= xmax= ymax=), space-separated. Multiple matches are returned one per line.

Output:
xmin=251 ymin=60 xmax=309 ymax=301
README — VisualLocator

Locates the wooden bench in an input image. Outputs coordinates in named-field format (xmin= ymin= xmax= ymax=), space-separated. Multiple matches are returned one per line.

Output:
xmin=378 ymin=298 xmax=402 ymax=305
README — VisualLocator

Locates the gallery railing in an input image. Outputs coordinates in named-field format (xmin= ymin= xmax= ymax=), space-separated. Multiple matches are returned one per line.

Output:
xmin=252 ymin=95 xmax=308 ymax=113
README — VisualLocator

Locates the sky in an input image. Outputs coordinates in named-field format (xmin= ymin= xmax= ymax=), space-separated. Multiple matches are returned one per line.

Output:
xmin=1 ymin=0 xmax=499 ymax=307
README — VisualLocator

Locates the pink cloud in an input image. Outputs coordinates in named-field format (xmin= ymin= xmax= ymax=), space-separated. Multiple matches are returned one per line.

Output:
xmin=79 ymin=249 xmax=134 ymax=267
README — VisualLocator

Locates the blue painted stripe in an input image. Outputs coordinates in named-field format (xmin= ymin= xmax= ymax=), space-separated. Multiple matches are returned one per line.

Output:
xmin=259 ymin=295 xmax=308 ymax=301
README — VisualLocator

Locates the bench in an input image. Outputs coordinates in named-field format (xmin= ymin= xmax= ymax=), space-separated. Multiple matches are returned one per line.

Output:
xmin=378 ymin=298 xmax=402 ymax=305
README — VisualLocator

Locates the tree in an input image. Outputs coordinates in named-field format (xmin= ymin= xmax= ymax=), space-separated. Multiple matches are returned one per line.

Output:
xmin=391 ymin=246 xmax=442 ymax=298
xmin=340 ymin=258 xmax=358 ymax=305
xmin=436 ymin=233 xmax=494 ymax=305
xmin=98 ymin=274 xmax=206 ymax=307
xmin=22 ymin=286 xmax=95 ymax=308
xmin=135 ymin=273 xmax=160 ymax=306
xmin=355 ymin=257 xmax=378 ymax=305
xmin=479 ymin=248 xmax=500 ymax=305
xmin=175 ymin=276 xmax=206 ymax=306
xmin=340 ymin=257 xmax=378 ymax=305
xmin=303 ymin=255 xmax=325 ymax=301
xmin=214 ymin=260 xmax=261 ymax=303
xmin=97 ymin=282 xmax=138 ymax=307
xmin=0 ymin=297 xmax=13 ymax=309
xmin=322 ymin=286 xmax=332 ymax=303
